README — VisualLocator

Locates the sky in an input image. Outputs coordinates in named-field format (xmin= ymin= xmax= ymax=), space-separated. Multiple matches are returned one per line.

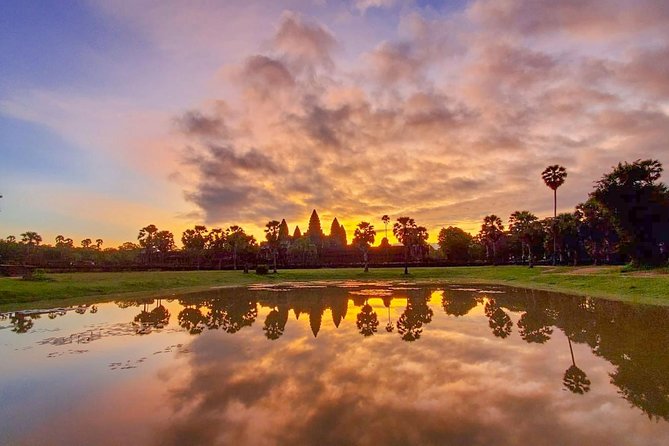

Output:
xmin=2 ymin=0 xmax=669 ymax=247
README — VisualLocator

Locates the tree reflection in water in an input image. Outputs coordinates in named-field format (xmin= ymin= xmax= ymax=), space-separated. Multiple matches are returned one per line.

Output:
xmin=484 ymin=298 xmax=513 ymax=339
xmin=383 ymin=296 xmax=394 ymax=332
xmin=356 ymin=301 xmax=379 ymax=337
xmin=563 ymin=336 xmax=591 ymax=394
xmin=134 ymin=299 xmax=170 ymax=329
xmin=4 ymin=284 xmax=669 ymax=425
xmin=396 ymin=293 xmax=433 ymax=342
xmin=263 ymin=304 xmax=289 ymax=340
xmin=441 ymin=290 xmax=479 ymax=317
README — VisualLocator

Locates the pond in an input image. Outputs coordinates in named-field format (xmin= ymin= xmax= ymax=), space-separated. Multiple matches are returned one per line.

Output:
xmin=1 ymin=282 xmax=668 ymax=445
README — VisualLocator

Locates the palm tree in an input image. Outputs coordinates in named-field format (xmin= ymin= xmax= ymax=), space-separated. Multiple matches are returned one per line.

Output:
xmin=20 ymin=231 xmax=42 ymax=261
xmin=479 ymin=215 xmax=504 ymax=265
xmin=265 ymin=220 xmax=281 ymax=273
xmin=381 ymin=215 xmax=390 ymax=241
xmin=542 ymin=165 xmax=568 ymax=265
xmin=352 ymin=222 xmax=376 ymax=272
xmin=509 ymin=211 xmax=543 ymax=267
xmin=393 ymin=217 xmax=417 ymax=274
xmin=225 ymin=225 xmax=248 ymax=271
xmin=20 ymin=231 xmax=42 ymax=246
xmin=138 ymin=224 xmax=159 ymax=263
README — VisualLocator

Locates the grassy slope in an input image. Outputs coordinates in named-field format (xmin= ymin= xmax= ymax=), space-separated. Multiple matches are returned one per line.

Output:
xmin=1 ymin=266 xmax=668 ymax=311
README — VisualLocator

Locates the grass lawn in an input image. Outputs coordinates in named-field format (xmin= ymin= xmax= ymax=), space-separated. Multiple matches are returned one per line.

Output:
xmin=1 ymin=265 xmax=668 ymax=311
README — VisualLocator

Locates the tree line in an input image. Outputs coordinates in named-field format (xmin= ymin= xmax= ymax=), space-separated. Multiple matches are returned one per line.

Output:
xmin=2 ymin=159 xmax=668 ymax=271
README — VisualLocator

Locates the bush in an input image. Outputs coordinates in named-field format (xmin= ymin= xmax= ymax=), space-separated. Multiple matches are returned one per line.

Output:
xmin=22 ymin=268 xmax=53 ymax=282
xmin=255 ymin=264 xmax=269 ymax=275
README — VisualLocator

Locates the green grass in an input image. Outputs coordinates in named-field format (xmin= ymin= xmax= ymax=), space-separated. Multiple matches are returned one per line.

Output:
xmin=1 ymin=266 xmax=669 ymax=311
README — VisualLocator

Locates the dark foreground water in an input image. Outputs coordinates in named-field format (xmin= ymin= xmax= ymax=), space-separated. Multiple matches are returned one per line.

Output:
xmin=1 ymin=282 xmax=668 ymax=446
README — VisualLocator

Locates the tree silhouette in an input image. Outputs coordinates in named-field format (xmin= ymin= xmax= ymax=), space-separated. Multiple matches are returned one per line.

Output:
xmin=138 ymin=224 xmax=159 ymax=263
xmin=206 ymin=298 xmax=258 ymax=334
xmin=381 ymin=214 xmax=390 ymax=243
xmin=226 ymin=225 xmax=252 ymax=270
xmin=509 ymin=211 xmax=543 ymax=267
xmin=437 ymin=226 xmax=473 ymax=263
xmin=517 ymin=307 xmax=553 ymax=343
xmin=484 ymin=298 xmax=513 ymax=338
xmin=20 ymin=231 xmax=42 ymax=261
xmin=178 ymin=306 xmax=207 ymax=335
xmin=181 ymin=225 xmax=208 ymax=268
xmin=554 ymin=213 xmax=580 ymax=265
xmin=81 ymin=238 xmax=92 ymax=249
xmin=154 ymin=230 xmax=175 ymax=261
xmin=356 ymin=302 xmax=379 ymax=336
xmin=393 ymin=217 xmax=417 ymax=274
xmin=441 ymin=292 xmax=478 ymax=317
xmin=265 ymin=220 xmax=281 ymax=273
xmin=563 ymin=337 xmax=591 ymax=394
xmin=479 ymin=215 xmax=504 ymax=265
xmin=542 ymin=165 xmax=568 ymax=266
xmin=352 ymin=221 xmax=376 ymax=272
xmin=396 ymin=297 xmax=433 ymax=341
xmin=20 ymin=231 xmax=42 ymax=246
xmin=591 ymin=159 xmax=669 ymax=266
xmin=383 ymin=297 xmax=394 ymax=332
xmin=263 ymin=306 xmax=289 ymax=340
xmin=10 ymin=313 xmax=35 ymax=333
xmin=575 ymin=199 xmax=618 ymax=265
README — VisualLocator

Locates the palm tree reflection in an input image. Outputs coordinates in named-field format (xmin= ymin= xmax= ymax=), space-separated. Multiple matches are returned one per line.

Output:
xmin=383 ymin=296 xmax=394 ymax=333
xmin=563 ymin=336 xmax=591 ymax=394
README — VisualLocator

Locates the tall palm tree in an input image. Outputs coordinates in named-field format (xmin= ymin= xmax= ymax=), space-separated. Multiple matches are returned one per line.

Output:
xmin=265 ymin=220 xmax=281 ymax=273
xmin=381 ymin=215 xmax=390 ymax=241
xmin=393 ymin=217 xmax=417 ymax=274
xmin=542 ymin=165 xmax=568 ymax=265
xmin=480 ymin=215 xmax=504 ymax=265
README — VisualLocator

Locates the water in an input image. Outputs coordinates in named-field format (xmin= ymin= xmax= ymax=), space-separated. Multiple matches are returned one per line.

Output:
xmin=1 ymin=282 xmax=668 ymax=445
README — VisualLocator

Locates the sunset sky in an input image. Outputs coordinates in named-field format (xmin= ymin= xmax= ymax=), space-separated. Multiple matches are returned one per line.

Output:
xmin=2 ymin=0 xmax=669 ymax=246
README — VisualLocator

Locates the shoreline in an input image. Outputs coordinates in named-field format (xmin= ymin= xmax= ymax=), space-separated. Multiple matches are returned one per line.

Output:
xmin=1 ymin=266 xmax=668 ymax=311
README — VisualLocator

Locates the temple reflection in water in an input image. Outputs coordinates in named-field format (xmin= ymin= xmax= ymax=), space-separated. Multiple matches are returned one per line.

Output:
xmin=2 ymin=284 xmax=669 ymax=445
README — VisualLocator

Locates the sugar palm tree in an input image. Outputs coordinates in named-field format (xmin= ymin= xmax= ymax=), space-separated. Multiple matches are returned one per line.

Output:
xmin=480 ymin=215 xmax=504 ymax=265
xmin=393 ymin=217 xmax=417 ymax=274
xmin=542 ymin=165 xmax=568 ymax=265
xmin=381 ymin=215 xmax=390 ymax=241
xmin=265 ymin=220 xmax=281 ymax=273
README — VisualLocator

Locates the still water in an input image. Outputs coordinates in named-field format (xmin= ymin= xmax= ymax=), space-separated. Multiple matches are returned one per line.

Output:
xmin=1 ymin=282 xmax=668 ymax=445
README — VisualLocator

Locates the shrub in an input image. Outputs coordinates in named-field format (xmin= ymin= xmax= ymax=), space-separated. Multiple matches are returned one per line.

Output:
xmin=255 ymin=264 xmax=269 ymax=275
xmin=22 ymin=268 xmax=53 ymax=282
